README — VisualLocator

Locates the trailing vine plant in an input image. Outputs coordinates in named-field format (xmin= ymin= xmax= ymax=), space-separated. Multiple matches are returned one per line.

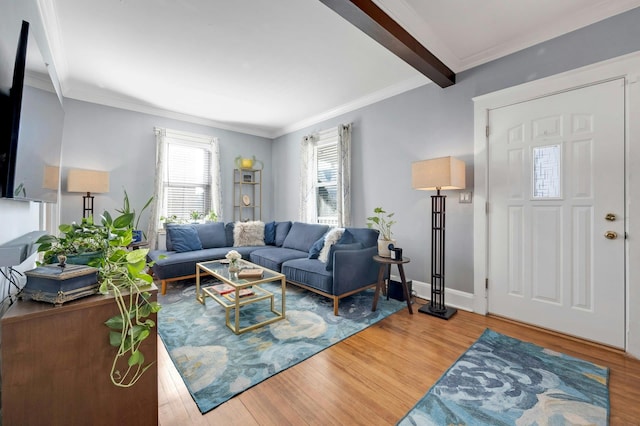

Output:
xmin=97 ymin=211 xmax=161 ymax=387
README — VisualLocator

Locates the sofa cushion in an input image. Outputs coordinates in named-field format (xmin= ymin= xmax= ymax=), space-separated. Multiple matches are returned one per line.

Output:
xmin=282 ymin=222 xmax=329 ymax=253
xmin=274 ymin=221 xmax=292 ymax=247
xmin=318 ymin=228 xmax=344 ymax=263
xmin=264 ymin=221 xmax=276 ymax=245
xmin=346 ymin=227 xmax=379 ymax=248
xmin=282 ymin=258 xmax=333 ymax=294
xmin=326 ymin=241 xmax=364 ymax=271
xmin=194 ymin=222 xmax=226 ymax=248
xmin=249 ymin=247 xmax=307 ymax=272
xmin=225 ymin=222 xmax=235 ymax=246
xmin=234 ymin=221 xmax=266 ymax=247
xmin=167 ymin=224 xmax=202 ymax=253
xmin=308 ymin=235 xmax=325 ymax=259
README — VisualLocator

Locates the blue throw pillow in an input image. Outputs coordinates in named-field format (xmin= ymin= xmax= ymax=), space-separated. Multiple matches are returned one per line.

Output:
xmin=264 ymin=221 xmax=276 ymax=245
xmin=308 ymin=235 xmax=326 ymax=259
xmin=274 ymin=221 xmax=292 ymax=247
xmin=167 ymin=225 xmax=202 ymax=253
xmin=326 ymin=241 xmax=364 ymax=271
xmin=337 ymin=228 xmax=356 ymax=245
xmin=194 ymin=222 xmax=226 ymax=248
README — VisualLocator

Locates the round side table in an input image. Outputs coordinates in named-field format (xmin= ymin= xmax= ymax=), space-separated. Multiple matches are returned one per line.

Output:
xmin=371 ymin=255 xmax=413 ymax=314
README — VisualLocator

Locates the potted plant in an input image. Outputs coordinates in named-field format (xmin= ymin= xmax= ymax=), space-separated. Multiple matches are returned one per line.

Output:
xmin=36 ymin=217 xmax=108 ymax=265
xmin=159 ymin=214 xmax=179 ymax=229
xmin=96 ymin=211 xmax=161 ymax=387
xmin=204 ymin=210 xmax=218 ymax=222
xmin=116 ymin=189 xmax=153 ymax=243
xmin=367 ymin=207 xmax=397 ymax=257
xmin=189 ymin=210 xmax=202 ymax=223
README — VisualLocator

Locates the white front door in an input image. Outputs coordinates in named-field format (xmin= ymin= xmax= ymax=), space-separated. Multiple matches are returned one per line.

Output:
xmin=487 ymin=78 xmax=625 ymax=348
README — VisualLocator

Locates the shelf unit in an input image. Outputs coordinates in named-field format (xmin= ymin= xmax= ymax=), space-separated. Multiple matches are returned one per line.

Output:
xmin=234 ymin=168 xmax=262 ymax=221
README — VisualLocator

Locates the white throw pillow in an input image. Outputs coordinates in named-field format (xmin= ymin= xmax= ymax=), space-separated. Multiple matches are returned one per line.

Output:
xmin=233 ymin=221 xmax=266 ymax=247
xmin=318 ymin=227 xmax=344 ymax=263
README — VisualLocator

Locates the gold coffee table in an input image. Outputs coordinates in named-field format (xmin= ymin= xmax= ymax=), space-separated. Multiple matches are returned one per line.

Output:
xmin=195 ymin=259 xmax=286 ymax=334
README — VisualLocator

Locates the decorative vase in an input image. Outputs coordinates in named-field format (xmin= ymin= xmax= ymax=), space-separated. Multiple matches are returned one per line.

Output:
xmin=132 ymin=229 xmax=143 ymax=243
xmin=229 ymin=261 xmax=239 ymax=273
xmin=377 ymin=239 xmax=396 ymax=258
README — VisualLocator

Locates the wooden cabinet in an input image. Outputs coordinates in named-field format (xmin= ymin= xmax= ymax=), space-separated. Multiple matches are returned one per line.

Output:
xmin=1 ymin=290 xmax=158 ymax=425
xmin=234 ymin=168 xmax=262 ymax=221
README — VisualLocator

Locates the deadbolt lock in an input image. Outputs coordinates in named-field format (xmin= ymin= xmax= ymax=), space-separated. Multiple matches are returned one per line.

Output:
xmin=605 ymin=213 xmax=616 ymax=221
xmin=604 ymin=231 xmax=618 ymax=240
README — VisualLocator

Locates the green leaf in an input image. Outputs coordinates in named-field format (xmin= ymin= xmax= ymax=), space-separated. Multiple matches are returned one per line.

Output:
xmin=138 ymin=329 xmax=150 ymax=341
xmin=109 ymin=331 xmax=122 ymax=347
xmin=105 ymin=315 xmax=124 ymax=330
xmin=126 ymin=249 xmax=147 ymax=264
xmin=128 ymin=350 xmax=141 ymax=367
xmin=113 ymin=213 xmax=134 ymax=229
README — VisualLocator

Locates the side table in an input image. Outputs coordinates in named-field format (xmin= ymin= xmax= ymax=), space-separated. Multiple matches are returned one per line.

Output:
xmin=372 ymin=255 xmax=413 ymax=314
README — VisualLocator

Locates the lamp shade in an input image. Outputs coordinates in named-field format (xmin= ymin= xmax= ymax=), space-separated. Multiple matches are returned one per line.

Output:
xmin=67 ymin=169 xmax=110 ymax=193
xmin=411 ymin=156 xmax=466 ymax=190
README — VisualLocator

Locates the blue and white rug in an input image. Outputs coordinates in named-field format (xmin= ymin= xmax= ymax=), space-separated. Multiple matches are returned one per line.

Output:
xmin=158 ymin=278 xmax=404 ymax=414
xmin=398 ymin=329 xmax=609 ymax=425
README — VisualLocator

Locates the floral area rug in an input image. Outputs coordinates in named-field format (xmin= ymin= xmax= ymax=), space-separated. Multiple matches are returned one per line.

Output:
xmin=398 ymin=329 xmax=609 ymax=425
xmin=158 ymin=278 xmax=405 ymax=414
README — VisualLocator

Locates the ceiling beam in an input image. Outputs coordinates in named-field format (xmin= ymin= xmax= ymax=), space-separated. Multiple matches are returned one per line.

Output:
xmin=319 ymin=0 xmax=455 ymax=88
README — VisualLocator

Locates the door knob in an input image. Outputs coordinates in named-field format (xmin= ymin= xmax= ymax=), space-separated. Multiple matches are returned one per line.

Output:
xmin=604 ymin=231 xmax=618 ymax=240
xmin=605 ymin=213 xmax=616 ymax=221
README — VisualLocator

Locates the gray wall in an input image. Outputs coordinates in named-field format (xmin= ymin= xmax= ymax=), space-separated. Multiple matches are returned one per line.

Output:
xmin=272 ymin=7 xmax=640 ymax=293
xmin=58 ymin=99 xmax=273 ymax=229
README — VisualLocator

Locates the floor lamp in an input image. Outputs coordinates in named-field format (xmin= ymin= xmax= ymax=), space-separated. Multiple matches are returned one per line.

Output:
xmin=67 ymin=169 xmax=110 ymax=218
xmin=412 ymin=156 xmax=465 ymax=320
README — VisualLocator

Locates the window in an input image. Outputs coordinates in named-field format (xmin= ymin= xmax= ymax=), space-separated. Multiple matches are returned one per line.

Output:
xmin=300 ymin=124 xmax=351 ymax=227
xmin=316 ymin=132 xmax=339 ymax=226
xmin=154 ymin=128 xmax=222 ymax=224
xmin=163 ymin=140 xmax=212 ymax=220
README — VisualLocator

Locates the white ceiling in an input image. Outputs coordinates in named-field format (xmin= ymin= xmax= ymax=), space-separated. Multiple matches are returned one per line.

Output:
xmin=42 ymin=0 xmax=640 ymax=138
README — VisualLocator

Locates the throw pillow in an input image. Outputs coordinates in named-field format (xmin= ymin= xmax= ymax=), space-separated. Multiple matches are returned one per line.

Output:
xmin=194 ymin=222 xmax=226 ymax=248
xmin=274 ymin=221 xmax=292 ymax=247
xmin=167 ymin=225 xmax=202 ymax=253
xmin=282 ymin=222 xmax=329 ymax=252
xmin=224 ymin=222 xmax=235 ymax=246
xmin=308 ymin=235 xmax=326 ymax=259
xmin=264 ymin=221 xmax=276 ymax=245
xmin=233 ymin=221 xmax=266 ymax=247
xmin=318 ymin=228 xmax=344 ymax=263
xmin=326 ymin=242 xmax=364 ymax=271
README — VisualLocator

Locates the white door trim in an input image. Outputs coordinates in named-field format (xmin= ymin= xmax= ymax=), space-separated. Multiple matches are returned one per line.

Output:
xmin=473 ymin=50 xmax=640 ymax=356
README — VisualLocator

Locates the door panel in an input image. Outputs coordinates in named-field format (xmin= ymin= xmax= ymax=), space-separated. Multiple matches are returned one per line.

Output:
xmin=488 ymin=78 xmax=625 ymax=348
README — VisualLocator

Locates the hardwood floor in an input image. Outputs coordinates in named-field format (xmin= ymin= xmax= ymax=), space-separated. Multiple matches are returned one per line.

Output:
xmin=158 ymin=300 xmax=640 ymax=425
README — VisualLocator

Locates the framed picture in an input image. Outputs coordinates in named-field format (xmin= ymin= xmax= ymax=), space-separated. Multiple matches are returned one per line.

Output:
xmin=243 ymin=174 xmax=252 ymax=183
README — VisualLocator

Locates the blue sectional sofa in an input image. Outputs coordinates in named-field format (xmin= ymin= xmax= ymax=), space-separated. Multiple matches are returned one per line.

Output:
xmin=147 ymin=221 xmax=380 ymax=315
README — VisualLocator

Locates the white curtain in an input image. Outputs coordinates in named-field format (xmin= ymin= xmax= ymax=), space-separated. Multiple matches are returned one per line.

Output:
xmin=299 ymin=134 xmax=317 ymax=223
xmin=149 ymin=128 xmax=222 ymax=250
xmin=337 ymin=123 xmax=351 ymax=227
xmin=299 ymin=123 xmax=351 ymax=226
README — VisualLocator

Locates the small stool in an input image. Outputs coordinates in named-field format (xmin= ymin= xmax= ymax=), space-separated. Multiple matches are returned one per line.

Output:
xmin=372 ymin=255 xmax=413 ymax=314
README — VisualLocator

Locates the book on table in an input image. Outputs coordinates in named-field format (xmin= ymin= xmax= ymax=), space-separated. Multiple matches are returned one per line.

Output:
xmin=224 ymin=288 xmax=254 ymax=301
xmin=237 ymin=268 xmax=264 ymax=278
xmin=208 ymin=283 xmax=235 ymax=295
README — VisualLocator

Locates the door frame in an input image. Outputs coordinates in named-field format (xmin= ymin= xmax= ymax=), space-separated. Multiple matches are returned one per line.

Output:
xmin=473 ymin=51 xmax=640 ymax=355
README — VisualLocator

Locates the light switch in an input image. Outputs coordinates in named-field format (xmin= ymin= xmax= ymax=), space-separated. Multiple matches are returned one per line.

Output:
xmin=459 ymin=191 xmax=473 ymax=204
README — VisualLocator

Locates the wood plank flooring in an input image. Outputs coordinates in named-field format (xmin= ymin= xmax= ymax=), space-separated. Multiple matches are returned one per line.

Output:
xmin=158 ymin=300 xmax=640 ymax=425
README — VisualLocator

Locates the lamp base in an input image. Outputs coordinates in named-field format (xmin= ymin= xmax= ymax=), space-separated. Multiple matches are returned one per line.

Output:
xmin=418 ymin=304 xmax=457 ymax=320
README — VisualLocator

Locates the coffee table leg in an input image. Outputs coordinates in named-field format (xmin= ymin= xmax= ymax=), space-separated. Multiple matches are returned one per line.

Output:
xmin=196 ymin=266 xmax=206 ymax=304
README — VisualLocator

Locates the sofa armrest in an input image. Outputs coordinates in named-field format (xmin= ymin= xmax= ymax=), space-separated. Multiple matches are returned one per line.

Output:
xmin=332 ymin=246 xmax=379 ymax=295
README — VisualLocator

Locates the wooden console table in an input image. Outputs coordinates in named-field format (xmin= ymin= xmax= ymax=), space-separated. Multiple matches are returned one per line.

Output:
xmin=1 ymin=289 xmax=158 ymax=425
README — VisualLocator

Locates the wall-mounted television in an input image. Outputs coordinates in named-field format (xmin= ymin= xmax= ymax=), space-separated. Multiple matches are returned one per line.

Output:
xmin=0 ymin=20 xmax=64 ymax=203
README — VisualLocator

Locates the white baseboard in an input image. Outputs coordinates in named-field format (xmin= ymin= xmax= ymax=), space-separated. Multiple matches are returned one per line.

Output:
xmin=390 ymin=274 xmax=475 ymax=312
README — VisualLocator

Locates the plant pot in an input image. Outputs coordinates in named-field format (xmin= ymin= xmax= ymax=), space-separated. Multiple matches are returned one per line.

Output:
xmin=65 ymin=251 xmax=103 ymax=265
xmin=132 ymin=230 xmax=143 ymax=243
xmin=377 ymin=239 xmax=396 ymax=258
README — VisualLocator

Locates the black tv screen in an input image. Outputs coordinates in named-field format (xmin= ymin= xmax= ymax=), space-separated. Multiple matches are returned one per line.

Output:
xmin=1 ymin=20 xmax=64 ymax=203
